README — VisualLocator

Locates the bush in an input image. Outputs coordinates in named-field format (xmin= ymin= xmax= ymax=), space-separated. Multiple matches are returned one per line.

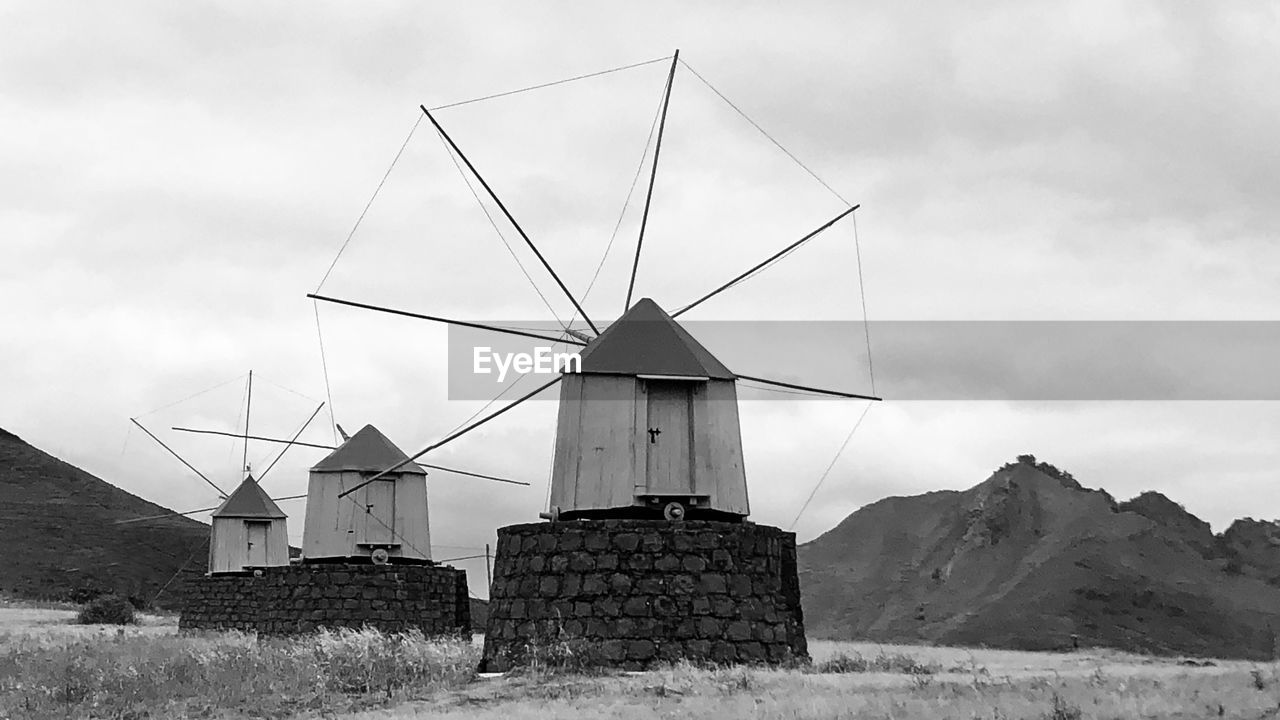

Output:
xmin=813 ymin=652 xmax=940 ymax=675
xmin=76 ymin=594 xmax=136 ymax=625
xmin=66 ymin=586 xmax=107 ymax=605
xmin=1046 ymin=692 xmax=1083 ymax=720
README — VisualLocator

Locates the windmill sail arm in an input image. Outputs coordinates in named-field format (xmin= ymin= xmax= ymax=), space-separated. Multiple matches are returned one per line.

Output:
xmin=419 ymin=464 xmax=531 ymax=487
xmin=172 ymin=428 xmax=532 ymax=487
xmin=420 ymin=106 xmax=601 ymax=335
xmin=307 ymin=293 xmax=585 ymax=346
xmin=172 ymin=427 xmax=334 ymax=450
xmin=624 ymin=49 xmax=680 ymax=313
xmin=672 ymin=204 xmax=860 ymax=319
xmin=736 ymin=373 xmax=881 ymax=401
xmin=113 ymin=494 xmax=307 ymax=525
xmin=258 ymin=402 xmax=325 ymax=483
xmin=338 ymin=374 xmax=564 ymax=499
xmin=130 ymin=418 xmax=228 ymax=497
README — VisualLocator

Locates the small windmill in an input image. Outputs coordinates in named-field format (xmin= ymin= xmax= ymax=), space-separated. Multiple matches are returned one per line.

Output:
xmin=208 ymin=473 xmax=288 ymax=573
xmin=123 ymin=371 xmax=320 ymax=574
xmin=135 ymin=379 xmax=532 ymax=567
xmin=308 ymin=50 xmax=880 ymax=523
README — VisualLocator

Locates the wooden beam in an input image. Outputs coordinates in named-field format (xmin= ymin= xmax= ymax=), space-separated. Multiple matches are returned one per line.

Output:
xmin=131 ymin=418 xmax=227 ymax=497
xmin=172 ymin=427 xmax=334 ymax=450
xmin=624 ymin=48 xmax=680 ymax=312
xmin=672 ymin=204 xmax=860 ymax=318
xmin=307 ymin=293 xmax=585 ymax=346
xmin=339 ymin=374 xmax=564 ymax=498
xmin=113 ymin=494 xmax=307 ymax=525
xmin=171 ymin=427 xmax=532 ymax=487
xmin=736 ymin=374 xmax=881 ymax=401
xmin=421 ymin=106 xmax=601 ymax=335
xmin=258 ymin=402 xmax=326 ymax=483
xmin=241 ymin=370 xmax=252 ymax=474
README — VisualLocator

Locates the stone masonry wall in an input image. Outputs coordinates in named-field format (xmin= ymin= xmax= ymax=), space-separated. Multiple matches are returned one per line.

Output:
xmin=179 ymin=563 xmax=470 ymax=636
xmin=481 ymin=520 xmax=806 ymax=671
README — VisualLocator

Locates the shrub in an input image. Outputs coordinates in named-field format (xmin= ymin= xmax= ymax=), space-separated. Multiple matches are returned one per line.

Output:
xmin=76 ymin=594 xmax=136 ymax=625
xmin=813 ymin=652 xmax=940 ymax=675
xmin=502 ymin=637 xmax=596 ymax=677
xmin=65 ymin=586 xmax=107 ymax=605
xmin=1046 ymin=692 xmax=1083 ymax=720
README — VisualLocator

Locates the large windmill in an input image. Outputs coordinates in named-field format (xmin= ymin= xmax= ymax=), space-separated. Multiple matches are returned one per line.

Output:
xmin=308 ymin=50 xmax=879 ymax=523
xmin=305 ymin=52 xmax=879 ymax=668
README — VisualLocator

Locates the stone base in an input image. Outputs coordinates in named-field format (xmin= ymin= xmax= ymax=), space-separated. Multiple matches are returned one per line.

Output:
xmin=481 ymin=520 xmax=806 ymax=671
xmin=179 ymin=563 xmax=469 ymax=636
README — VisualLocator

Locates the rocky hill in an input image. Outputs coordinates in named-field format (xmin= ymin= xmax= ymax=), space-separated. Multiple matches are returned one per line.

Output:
xmin=0 ymin=427 xmax=210 ymax=608
xmin=799 ymin=456 xmax=1280 ymax=660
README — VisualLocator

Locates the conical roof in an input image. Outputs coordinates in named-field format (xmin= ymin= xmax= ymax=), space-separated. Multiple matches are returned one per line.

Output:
xmin=211 ymin=474 xmax=286 ymax=519
xmin=310 ymin=424 xmax=426 ymax=475
xmin=576 ymin=298 xmax=735 ymax=380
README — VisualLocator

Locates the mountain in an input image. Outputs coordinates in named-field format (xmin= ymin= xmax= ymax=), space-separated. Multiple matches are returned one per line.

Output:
xmin=799 ymin=456 xmax=1280 ymax=660
xmin=0 ymin=426 xmax=210 ymax=608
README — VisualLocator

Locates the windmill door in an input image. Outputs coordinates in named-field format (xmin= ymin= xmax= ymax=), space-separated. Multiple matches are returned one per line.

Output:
xmin=356 ymin=479 xmax=397 ymax=546
xmin=644 ymin=380 xmax=694 ymax=494
xmin=246 ymin=521 xmax=269 ymax=567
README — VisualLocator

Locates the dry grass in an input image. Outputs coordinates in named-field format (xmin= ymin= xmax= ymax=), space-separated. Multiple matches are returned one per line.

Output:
xmin=3 ymin=603 xmax=1279 ymax=719
xmin=350 ymin=659 xmax=1280 ymax=720
xmin=0 ymin=605 xmax=477 ymax=718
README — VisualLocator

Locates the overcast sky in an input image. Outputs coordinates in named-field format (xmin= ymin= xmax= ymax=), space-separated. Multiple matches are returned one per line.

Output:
xmin=4 ymin=2 xmax=1278 ymax=596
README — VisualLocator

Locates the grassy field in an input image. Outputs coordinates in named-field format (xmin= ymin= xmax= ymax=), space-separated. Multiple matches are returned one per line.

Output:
xmin=2 ymin=604 xmax=1279 ymax=719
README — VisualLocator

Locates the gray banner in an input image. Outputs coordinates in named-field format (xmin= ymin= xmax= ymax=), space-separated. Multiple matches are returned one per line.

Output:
xmin=447 ymin=321 xmax=1280 ymax=401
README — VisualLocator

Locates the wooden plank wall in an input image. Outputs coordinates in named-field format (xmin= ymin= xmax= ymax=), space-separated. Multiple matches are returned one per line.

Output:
xmin=210 ymin=517 xmax=289 ymax=574
xmin=548 ymin=375 xmax=584 ymax=512
xmin=393 ymin=476 xmax=432 ymax=561
xmin=303 ymin=471 xmax=430 ymax=561
xmin=692 ymin=379 xmax=749 ymax=515
xmin=550 ymin=375 xmax=641 ymax=513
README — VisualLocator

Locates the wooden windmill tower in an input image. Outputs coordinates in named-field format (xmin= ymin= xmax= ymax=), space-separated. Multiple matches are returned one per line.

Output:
xmin=307 ymin=50 xmax=880 ymax=520
xmin=120 ymin=371 xmax=325 ymax=575
xmin=299 ymin=50 xmax=883 ymax=671
xmin=549 ymin=298 xmax=747 ymax=520
xmin=307 ymin=50 xmax=879 ymax=525
xmin=126 ymin=396 xmax=529 ymax=569
xmin=302 ymin=424 xmax=431 ymax=564
xmin=209 ymin=473 xmax=289 ymax=573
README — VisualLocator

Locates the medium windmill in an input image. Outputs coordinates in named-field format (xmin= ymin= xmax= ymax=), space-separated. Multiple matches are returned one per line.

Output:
xmin=153 ymin=397 xmax=519 ymax=638
xmin=142 ymin=389 xmax=531 ymax=567
xmin=308 ymin=50 xmax=880 ymax=523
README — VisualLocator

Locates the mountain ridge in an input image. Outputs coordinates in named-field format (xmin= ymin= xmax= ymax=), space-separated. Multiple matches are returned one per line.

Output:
xmin=798 ymin=456 xmax=1280 ymax=659
xmin=0 ymin=425 xmax=210 ymax=607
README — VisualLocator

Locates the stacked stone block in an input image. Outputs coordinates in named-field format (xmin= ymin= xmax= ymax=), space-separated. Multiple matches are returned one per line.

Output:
xmin=180 ymin=563 xmax=470 ymax=636
xmin=481 ymin=520 xmax=805 ymax=671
